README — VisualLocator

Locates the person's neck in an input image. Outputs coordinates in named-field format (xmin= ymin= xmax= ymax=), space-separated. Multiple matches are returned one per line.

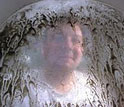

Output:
xmin=43 ymin=68 xmax=76 ymax=94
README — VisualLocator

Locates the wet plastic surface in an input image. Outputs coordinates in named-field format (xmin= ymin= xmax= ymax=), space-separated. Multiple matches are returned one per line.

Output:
xmin=0 ymin=0 xmax=124 ymax=107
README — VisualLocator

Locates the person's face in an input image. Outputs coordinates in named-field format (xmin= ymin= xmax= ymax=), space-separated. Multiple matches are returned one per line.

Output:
xmin=43 ymin=24 xmax=83 ymax=71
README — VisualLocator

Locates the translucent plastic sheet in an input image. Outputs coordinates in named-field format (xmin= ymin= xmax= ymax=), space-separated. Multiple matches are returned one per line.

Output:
xmin=0 ymin=0 xmax=124 ymax=107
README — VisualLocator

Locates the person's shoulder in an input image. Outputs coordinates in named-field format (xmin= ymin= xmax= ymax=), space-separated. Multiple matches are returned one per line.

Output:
xmin=74 ymin=70 xmax=88 ymax=84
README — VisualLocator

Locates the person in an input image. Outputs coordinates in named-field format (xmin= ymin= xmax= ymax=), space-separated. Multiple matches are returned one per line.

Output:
xmin=12 ymin=23 xmax=94 ymax=107
xmin=41 ymin=23 xmax=84 ymax=94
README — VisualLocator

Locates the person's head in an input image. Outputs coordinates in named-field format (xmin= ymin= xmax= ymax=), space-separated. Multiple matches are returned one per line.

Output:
xmin=42 ymin=23 xmax=83 ymax=72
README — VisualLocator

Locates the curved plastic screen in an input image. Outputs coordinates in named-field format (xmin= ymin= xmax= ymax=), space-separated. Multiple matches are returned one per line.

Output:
xmin=0 ymin=0 xmax=124 ymax=107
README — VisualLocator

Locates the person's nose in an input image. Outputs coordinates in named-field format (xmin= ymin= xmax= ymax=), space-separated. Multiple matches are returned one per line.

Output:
xmin=62 ymin=36 xmax=73 ymax=50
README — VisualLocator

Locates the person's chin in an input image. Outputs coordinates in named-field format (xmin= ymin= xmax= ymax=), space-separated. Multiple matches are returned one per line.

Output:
xmin=56 ymin=60 xmax=74 ymax=70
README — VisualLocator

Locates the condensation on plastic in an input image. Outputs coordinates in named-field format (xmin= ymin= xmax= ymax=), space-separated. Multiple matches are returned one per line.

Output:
xmin=0 ymin=0 xmax=124 ymax=107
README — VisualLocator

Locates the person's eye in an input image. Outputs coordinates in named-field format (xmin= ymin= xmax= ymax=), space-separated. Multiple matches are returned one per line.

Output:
xmin=77 ymin=40 xmax=81 ymax=43
xmin=72 ymin=38 xmax=82 ymax=44
xmin=53 ymin=33 xmax=64 ymax=42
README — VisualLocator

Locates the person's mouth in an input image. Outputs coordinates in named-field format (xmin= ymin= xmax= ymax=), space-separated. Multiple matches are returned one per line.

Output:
xmin=60 ymin=56 xmax=73 ymax=60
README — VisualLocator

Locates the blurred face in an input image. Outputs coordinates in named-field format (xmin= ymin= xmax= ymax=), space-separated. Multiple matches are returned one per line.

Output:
xmin=43 ymin=24 xmax=83 ymax=71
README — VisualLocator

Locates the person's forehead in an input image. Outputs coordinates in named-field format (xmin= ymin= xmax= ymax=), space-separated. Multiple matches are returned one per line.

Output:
xmin=47 ymin=24 xmax=83 ymax=37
